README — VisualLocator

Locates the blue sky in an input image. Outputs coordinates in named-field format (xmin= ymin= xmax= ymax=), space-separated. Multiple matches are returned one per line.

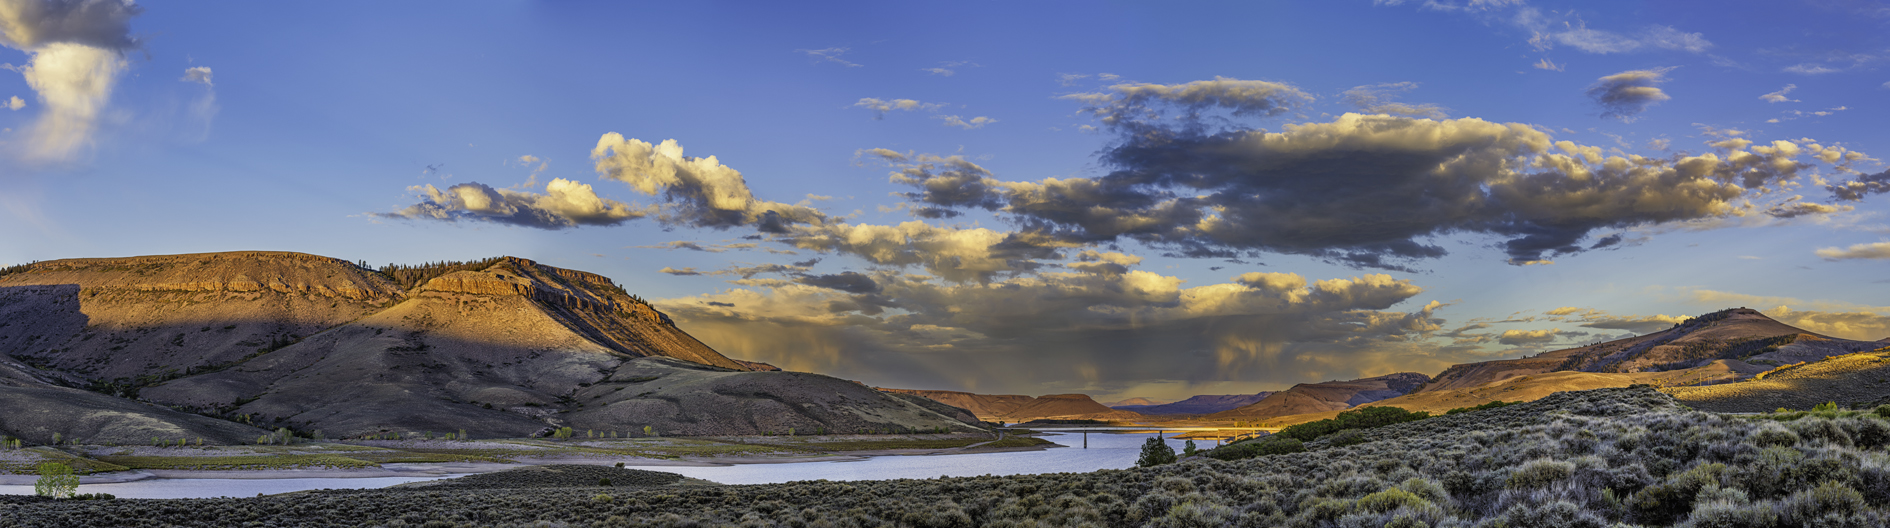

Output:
xmin=3 ymin=0 xmax=1888 ymax=401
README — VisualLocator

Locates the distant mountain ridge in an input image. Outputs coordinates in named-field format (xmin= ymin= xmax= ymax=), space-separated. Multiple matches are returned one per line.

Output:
xmin=1419 ymin=308 xmax=1883 ymax=394
xmin=1206 ymin=372 xmax=1430 ymax=420
xmin=878 ymin=388 xmax=1144 ymax=422
xmin=1112 ymin=393 xmax=1275 ymax=414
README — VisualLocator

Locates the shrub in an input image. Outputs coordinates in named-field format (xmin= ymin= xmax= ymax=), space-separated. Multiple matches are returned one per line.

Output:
xmin=35 ymin=463 xmax=79 ymax=499
xmin=1507 ymin=459 xmax=1574 ymax=490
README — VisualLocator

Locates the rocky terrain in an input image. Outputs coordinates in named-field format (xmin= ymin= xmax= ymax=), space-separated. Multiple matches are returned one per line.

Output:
xmin=0 ymin=252 xmax=981 ymax=443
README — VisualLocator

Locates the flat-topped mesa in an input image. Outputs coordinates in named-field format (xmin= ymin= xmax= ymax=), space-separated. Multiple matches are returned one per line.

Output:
xmin=13 ymin=251 xmax=401 ymax=301
xmin=0 ymin=251 xmax=406 ymax=380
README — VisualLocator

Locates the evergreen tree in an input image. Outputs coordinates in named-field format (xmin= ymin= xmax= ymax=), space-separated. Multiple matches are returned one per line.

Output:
xmin=1136 ymin=436 xmax=1177 ymax=467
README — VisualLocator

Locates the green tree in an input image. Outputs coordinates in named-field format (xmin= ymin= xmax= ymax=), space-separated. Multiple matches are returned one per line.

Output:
xmin=642 ymin=425 xmax=655 ymax=437
xmin=35 ymin=463 xmax=79 ymax=499
xmin=1182 ymin=439 xmax=1198 ymax=457
xmin=1136 ymin=436 xmax=1177 ymax=467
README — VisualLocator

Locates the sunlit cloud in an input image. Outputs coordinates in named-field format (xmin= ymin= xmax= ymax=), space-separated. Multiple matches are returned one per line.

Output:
xmin=0 ymin=0 xmax=143 ymax=163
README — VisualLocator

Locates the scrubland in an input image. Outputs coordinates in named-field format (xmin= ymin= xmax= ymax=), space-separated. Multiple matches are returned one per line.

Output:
xmin=7 ymin=386 xmax=1890 ymax=527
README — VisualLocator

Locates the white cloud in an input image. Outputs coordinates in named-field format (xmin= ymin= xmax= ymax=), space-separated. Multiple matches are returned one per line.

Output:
xmin=1759 ymin=84 xmax=1798 ymax=103
xmin=796 ymin=47 xmax=861 ymax=67
xmin=851 ymin=97 xmax=944 ymax=119
xmin=180 ymin=66 xmax=212 ymax=86
xmin=591 ymin=134 xmax=828 ymax=232
xmin=1816 ymin=241 xmax=1890 ymax=260
xmin=3 ymin=95 xmax=19 ymax=110
xmin=1533 ymin=58 xmax=1564 ymax=71
xmin=14 ymin=43 xmax=127 ymax=161
xmin=935 ymin=115 xmax=995 ymax=129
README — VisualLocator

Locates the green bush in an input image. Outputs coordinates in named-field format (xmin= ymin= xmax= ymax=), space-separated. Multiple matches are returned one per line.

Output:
xmin=35 ymin=463 xmax=79 ymax=499
xmin=1277 ymin=406 xmax=1430 ymax=442
xmin=1203 ymin=435 xmax=1304 ymax=461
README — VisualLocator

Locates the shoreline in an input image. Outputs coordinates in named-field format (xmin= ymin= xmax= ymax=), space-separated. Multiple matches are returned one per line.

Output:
xmin=0 ymin=443 xmax=1060 ymax=486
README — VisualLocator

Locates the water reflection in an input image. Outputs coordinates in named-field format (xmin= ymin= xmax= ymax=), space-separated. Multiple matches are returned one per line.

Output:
xmin=628 ymin=431 xmax=1196 ymax=485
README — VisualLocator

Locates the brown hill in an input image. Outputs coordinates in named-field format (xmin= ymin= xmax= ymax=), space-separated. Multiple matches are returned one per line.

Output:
xmin=1419 ymin=308 xmax=1882 ymax=393
xmin=877 ymin=389 xmax=1035 ymax=420
xmin=1666 ymin=347 xmax=1890 ymax=412
xmin=1206 ymin=372 xmax=1429 ymax=420
xmin=3 ymin=251 xmax=979 ymax=440
xmin=877 ymin=389 xmax=1144 ymax=422
xmin=1104 ymin=397 xmax=1172 ymax=407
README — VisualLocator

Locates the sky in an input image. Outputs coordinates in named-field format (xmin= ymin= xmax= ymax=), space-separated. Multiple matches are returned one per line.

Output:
xmin=2 ymin=0 xmax=1889 ymax=402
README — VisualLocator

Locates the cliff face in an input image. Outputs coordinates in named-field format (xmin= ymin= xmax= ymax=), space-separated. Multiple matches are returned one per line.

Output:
xmin=0 ymin=252 xmax=402 ymax=382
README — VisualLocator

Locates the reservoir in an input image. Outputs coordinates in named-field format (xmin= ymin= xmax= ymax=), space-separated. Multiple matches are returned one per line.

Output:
xmin=0 ymin=431 xmax=1199 ymax=499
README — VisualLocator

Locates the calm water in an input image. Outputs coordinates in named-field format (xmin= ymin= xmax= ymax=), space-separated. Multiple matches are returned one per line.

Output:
xmin=0 ymin=432 xmax=1201 ymax=498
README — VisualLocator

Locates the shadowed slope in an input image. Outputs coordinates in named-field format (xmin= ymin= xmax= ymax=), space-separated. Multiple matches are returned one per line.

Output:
xmin=565 ymin=357 xmax=985 ymax=436
xmin=0 ymin=356 xmax=271 ymax=445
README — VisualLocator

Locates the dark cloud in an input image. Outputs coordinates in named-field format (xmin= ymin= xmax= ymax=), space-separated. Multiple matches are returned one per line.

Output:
xmin=1061 ymin=77 xmax=1312 ymax=134
xmin=635 ymin=241 xmax=758 ymax=252
xmin=659 ymin=267 xmax=1468 ymax=396
xmin=884 ymin=89 xmax=1839 ymax=267
xmin=377 ymin=180 xmax=646 ymax=229
xmin=1586 ymin=68 xmax=1673 ymax=121
xmin=1829 ymin=169 xmax=1890 ymax=201
xmin=0 ymin=0 xmax=142 ymax=50
xmin=797 ymin=272 xmax=881 ymax=294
